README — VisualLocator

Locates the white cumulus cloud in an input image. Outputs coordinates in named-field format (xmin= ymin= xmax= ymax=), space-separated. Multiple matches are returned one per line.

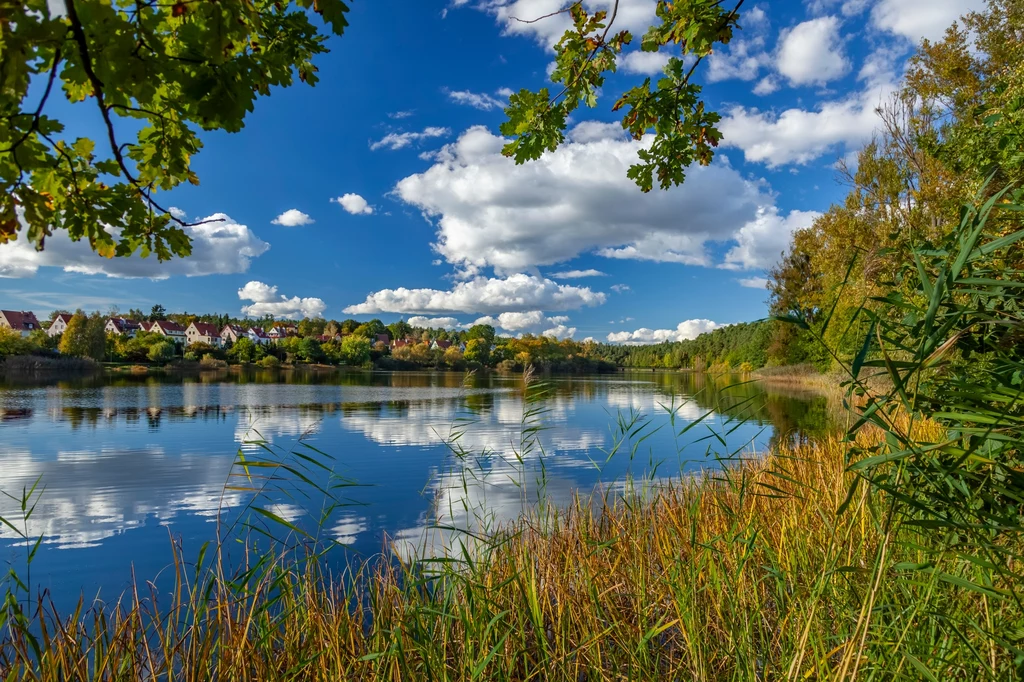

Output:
xmin=719 ymin=80 xmax=895 ymax=166
xmin=776 ymin=16 xmax=850 ymax=86
xmin=619 ymin=50 xmax=671 ymax=75
xmin=473 ymin=311 xmax=576 ymax=339
xmin=343 ymin=274 xmax=605 ymax=316
xmin=871 ymin=0 xmax=982 ymax=43
xmin=370 ymin=127 xmax=450 ymax=151
xmin=238 ymin=281 xmax=326 ymax=319
xmin=447 ymin=88 xmax=509 ymax=111
xmin=486 ymin=0 xmax=657 ymax=48
xmin=406 ymin=316 xmax=466 ymax=329
xmin=723 ymin=207 xmax=821 ymax=270
xmin=548 ymin=269 xmax=606 ymax=279
xmin=394 ymin=125 xmax=799 ymax=273
xmin=271 ymin=209 xmax=314 ymax=226
xmin=738 ymin=276 xmax=770 ymax=289
xmin=607 ymin=319 xmax=722 ymax=345
xmin=0 ymin=213 xmax=268 ymax=279
xmin=331 ymin=193 xmax=375 ymax=215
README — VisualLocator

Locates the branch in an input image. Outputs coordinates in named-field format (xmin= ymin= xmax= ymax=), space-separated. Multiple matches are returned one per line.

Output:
xmin=64 ymin=0 xmax=213 ymax=229
xmin=509 ymin=2 xmax=580 ymax=24
xmin=0 ymin=48 xmax=63 ymax=155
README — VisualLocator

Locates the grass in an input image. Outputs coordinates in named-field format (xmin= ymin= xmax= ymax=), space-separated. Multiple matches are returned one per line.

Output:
xmin=2 ymin=401 xmax=1019 ymax=681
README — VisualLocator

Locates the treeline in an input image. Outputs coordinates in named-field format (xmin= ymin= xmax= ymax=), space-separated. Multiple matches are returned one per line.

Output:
xmin=599 ymin=321 xmax=773 ymax=370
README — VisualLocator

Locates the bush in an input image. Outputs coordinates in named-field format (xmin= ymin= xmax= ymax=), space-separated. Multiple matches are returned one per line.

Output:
xmin=200 ymin=354 xmax=228 ymax=369
xmin=257 ymin=355 xmax=280 ymax=368
xmin=147 ymin=341 xmax=176 ymax=364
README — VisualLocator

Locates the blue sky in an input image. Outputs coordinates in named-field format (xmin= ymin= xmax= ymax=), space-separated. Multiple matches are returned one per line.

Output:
xmin=0 ymin=0 xmax=982 ymax=342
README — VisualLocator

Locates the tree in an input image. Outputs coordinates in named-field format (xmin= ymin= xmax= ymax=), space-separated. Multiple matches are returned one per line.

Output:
xmin=127 ymin=308 xmax=145 ymax=321
xmin=0 ymin=327 xmax=32 ymax=357
xmin=339 ymin=335 xmax=371 ymax=366
xmin=298 ymin=318 xmax=326 ymax=337
xmin=387 ymin=320 xmax=412 ymax=341
xmin=466 ymin=324 xmax=496 ymax=346
xmin=501 ymin=1 xmax=743 ymax=192
xmin=149 ymin=304 xmax=167 ymax=321
xmin=147 ymin=341 xmax=175 ymax=364
xmin=353 ymin=319 xmax=386 ymax=338
xmin=2 ymin=0 xmax=350 ymax=261
xmin=464 ymin=338 xmax=491 ymax=366
xmin=48 ymin=309 xmax=72 ymax=322
xmin=227 ymin=337 xmax=257 ymax=364
xmin=298 ymin=337 xmax=324 ymax=363
xmin=58 ymin=311 xmax=105 ymax=360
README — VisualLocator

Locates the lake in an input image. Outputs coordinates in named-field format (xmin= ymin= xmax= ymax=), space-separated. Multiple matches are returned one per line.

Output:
xmin=0 ymin=369 xmax=831 ymax=606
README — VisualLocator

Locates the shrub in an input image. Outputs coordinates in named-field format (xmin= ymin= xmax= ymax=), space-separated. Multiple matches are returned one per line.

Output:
xmin=147 ymin=341 xmax=176 ymax=364
xmin=200 ymin=354 xmax=228 ymax=369
xmin=258 ymin=355 xmax=281 ymax=368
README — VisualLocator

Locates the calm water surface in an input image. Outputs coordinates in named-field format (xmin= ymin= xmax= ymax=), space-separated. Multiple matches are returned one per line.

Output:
xmin=0 ymin=370 xmax=831 ymax=605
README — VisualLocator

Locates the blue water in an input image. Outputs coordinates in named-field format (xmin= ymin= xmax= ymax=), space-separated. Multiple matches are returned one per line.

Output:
xmin=0 ymin=370 xmax=830 ymax=606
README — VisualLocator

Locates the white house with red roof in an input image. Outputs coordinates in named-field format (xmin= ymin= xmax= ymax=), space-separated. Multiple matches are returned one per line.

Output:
xmin=47 ymin=313 xmax=73 ymax=338
xmin=0 ymin=310 xmax=41 ymax=337
xmin=247 ymin=327 xmax=271 ymax=345
xmin=185 ymin=322 xmax=223 ymax=347
xmin=146 ymin=320 xmax=186 ymax=342
xmin=106 ymin=317 xmax=141 ymax=336
xmin=220 ymin=324 xmax=246 ymax=345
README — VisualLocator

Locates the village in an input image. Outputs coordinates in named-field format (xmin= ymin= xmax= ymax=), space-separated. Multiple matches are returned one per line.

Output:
xmin=0 ymin=309 xmax=462 ymax=352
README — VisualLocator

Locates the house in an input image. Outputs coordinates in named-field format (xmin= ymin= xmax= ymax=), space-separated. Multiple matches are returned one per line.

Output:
xmin=185 ymin=322 xmax=223 ymax=347
xmin=319 ymin=333 xmax=342 ymax=343
xmin=146 ymin=320 xmax=186 ymax=342
xmin=47 ymin=313 xmax=73 ymax=338
xmin=375 ymin=333 xmax=391 ymax=346
xmin=268 ymin=324 xmax=297 ymax=340
xmin=247 ymin=327 xmax=270 ymax=345
xmin=430 ymin=339 xmax=453 ymax=351
xmin=0 ymin=310 xmax=41 ymax=337
xmin=391 ymin=338 xmax=411 ymax=350
xmin=220 ymin=324 xmax=246 ymax=345
xmin=106 ymin=317 xmax=141 ymax=336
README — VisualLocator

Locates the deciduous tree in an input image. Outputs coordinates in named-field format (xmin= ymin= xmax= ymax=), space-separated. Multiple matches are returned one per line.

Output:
xmin=2 ymin=0 xmax=349 ymax=259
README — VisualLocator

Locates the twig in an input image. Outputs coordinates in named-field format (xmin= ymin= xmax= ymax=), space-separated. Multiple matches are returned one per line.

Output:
xmin=509 ymin=2 xmax=580 ymax=24
xmin=0 ymin=48 xmax=63 ymax=155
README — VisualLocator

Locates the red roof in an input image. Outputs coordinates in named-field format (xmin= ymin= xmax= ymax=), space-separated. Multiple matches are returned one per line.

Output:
xmin=0 ymin=310 xmax=40 ymax=331
xmin=108 ymin=317 xmax=141 ymax=332
xmin=152 ymin=320 xmax=185 ymax=333
xmin=435 ymin=339 xmax=452 ymax=349
xmin=190 ymin=322 xmax=220 ymax=336
xmin=249 ymin=327 xmax=269 ymax=339
xmin=53 ymin=313 xmax=73 ymax=324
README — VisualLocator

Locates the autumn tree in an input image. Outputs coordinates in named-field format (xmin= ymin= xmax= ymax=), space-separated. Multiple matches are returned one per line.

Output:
xmin=464 ymin=338 xmax=491 ymax=366
xmin=58 ymin=311 xmax=105 ymax=360
xmin=339 ymin=335 xmax=371 ymax=366
xmin=766 ymin=0 xmax=1024 ymax=368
